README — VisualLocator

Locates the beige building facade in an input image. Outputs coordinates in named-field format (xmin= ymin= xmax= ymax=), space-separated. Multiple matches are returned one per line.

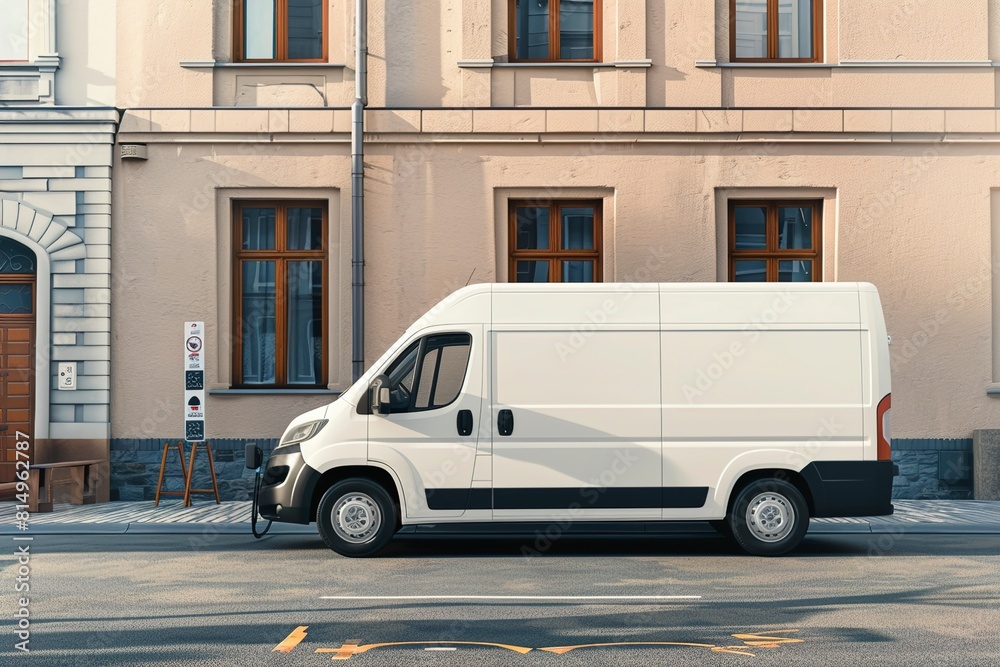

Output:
xmin=110 ymin=1 xmax=1000 ymax=500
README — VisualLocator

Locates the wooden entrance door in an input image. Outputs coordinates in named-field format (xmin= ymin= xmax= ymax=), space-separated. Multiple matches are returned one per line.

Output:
xmin=0 ymin=323 xmax=34 ymax=484
xmin=1 ymin=237 xmax=37 ymax=484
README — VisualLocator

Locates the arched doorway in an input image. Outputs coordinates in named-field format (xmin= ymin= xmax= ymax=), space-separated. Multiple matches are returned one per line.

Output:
xmin=0 ymin=236 xmax=36 ymax=484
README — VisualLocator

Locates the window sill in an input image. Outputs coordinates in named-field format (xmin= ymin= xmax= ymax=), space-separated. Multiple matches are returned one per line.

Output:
xmin=696 ymin=61 xmax=834 ymax=69
xmin=697 ymin=60 xmax=995 ymax=69
xmin=209 ymin=388 xmax=342 ymax=396
xmin=458 ymin=60 xmax=649 ymax=69
xmin=180 ymin=61 xmax=347 ymax=70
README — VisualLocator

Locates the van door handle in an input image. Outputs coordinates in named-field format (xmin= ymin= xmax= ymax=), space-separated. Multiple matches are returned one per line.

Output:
xmin=497 ymin=409 xmax=514 ymax=436
xmin=457 ymin=409 xmax=473 ymax=436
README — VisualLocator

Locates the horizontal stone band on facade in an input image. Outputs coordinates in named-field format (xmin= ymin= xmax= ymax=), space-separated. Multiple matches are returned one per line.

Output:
xmin=118 ymin=108 xmax=1000 ymax=137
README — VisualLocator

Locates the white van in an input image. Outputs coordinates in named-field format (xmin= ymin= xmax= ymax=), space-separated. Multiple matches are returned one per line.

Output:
xmin=258 ymin=282 xmax=895 ymax=557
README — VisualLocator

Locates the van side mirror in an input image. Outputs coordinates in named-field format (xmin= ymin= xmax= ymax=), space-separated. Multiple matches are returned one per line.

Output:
xmin=370 ymin=374 xmax=391 ymax=415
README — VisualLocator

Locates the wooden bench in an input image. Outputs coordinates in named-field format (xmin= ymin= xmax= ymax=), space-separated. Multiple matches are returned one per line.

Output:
xmin=27 ymin=460 xmax=104 ymax=513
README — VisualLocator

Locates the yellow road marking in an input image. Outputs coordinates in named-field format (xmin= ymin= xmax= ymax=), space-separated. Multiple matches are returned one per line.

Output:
xmin=289 ymin=628 xmax=804 ymax=660
xmin=731 ymin=629 xmax=804 ymax=649
xmin=315 ymin=641 xmax=534 ymax=660
xmin=272 ymin=626 xmax=308 ymax=653
xmin=539 ymin=641 xmax=716 ymax=655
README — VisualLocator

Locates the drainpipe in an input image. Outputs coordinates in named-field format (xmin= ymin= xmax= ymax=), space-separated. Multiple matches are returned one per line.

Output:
xmin=351 ymin=0 xmax=368 ymax=382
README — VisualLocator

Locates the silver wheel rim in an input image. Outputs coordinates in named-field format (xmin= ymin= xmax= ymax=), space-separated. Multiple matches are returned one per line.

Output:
xmin=331 ymin=493 xmax=382 ymax=544
xmin=745 ymin=492 xmax=795 ymax=543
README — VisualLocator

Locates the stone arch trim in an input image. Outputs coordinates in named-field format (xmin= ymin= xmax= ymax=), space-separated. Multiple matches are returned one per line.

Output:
xmin=0 ymin=198 xmax=85 ymax=264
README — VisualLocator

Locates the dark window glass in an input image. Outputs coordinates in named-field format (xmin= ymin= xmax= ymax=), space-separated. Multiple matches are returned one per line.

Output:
xmin=734 ymin=0 xmax=768 ymax=58
xmin=559 ymin=0 xmax=594 ymax=59
xmin=0 ymin=237 xmax=35 ymax=274
xmin=286 ymin=0 xmax=323 ymax=59
xmin=562 ymin=260 xmax=594 ymax=282
xmin=777 ymin=206 xmax=812 ymax=249
xmin=242 ymin=207 xmax=276 ymax=250
xmin=734 ymin=260 xmax=767 ymax=282
xmin=241 ymin=261 xmax=276 ymax=384
xmin=286 ymin=261 xmax=323 ymax=385
xmin=516 ymin=260 xmax=550 ymax=282
xmin=516 ymin=207 xmax=550 ymax=250
xmin=428 ymin=343 xmax=472 ymax=407
xmin=777 ymin=0 xmax=814 ymax=59
xmin=779 ymin=259 xmax=813 ymax=282
xmin=287 ymin=207 xmax=323 ymax=250
xmin=0 ymin=284 xmax=32 ymax=315
xmin=561 ymin=207 xmax=595 ymax=250
xmin=734 ymin=207 xmax=767 ymax=249
xmin=515 ymin=0 xmax=550 ymax=60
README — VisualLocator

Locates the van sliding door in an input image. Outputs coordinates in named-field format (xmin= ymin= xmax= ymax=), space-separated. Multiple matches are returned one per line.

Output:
xmin=489 ymin=328 xmax=663 ymax=521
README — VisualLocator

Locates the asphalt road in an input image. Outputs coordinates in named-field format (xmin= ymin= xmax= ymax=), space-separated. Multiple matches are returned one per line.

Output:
xmin=1 ymin=531 xmax=999 ymax=666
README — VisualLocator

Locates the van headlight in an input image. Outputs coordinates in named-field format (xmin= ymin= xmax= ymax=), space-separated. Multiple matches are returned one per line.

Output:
xmin=279 ymin=420 xmax=328 ymax=447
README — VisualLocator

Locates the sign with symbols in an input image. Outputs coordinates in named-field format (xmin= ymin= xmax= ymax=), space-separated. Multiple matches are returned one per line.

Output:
xmin=184 ymin=321 xmax=206 ymax=442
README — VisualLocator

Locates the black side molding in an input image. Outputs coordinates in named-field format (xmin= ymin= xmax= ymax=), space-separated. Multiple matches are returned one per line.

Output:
xmin=424 ymin=487 xmax=708 ymax=511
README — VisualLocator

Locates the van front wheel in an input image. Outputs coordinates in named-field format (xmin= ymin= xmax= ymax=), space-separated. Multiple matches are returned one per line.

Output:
xmin=317 ymin=479 xmax=398 ymax=557
xmin=729 ymin=479 xmax=808 ymax=556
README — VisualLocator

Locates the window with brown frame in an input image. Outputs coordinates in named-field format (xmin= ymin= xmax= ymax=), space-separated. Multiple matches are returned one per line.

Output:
xmin=729 ymin=201 xmax=822 ymax=282
xmin=234 ymin=0 xmax=327 ymax=62
xmin=730 ymin=0 xmax=822 ymax=62
xmin=233 ymin=202 xmax=327 ymax=388
xmin=509 ymin=200 xmax=602 ymax=282
xmin=509 ymin=0 xmax=601 ymax=62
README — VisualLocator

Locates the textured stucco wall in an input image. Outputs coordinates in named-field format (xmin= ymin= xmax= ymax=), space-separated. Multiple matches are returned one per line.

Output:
xmin=112 ymin=128 xmax=1000 ymax=441
xmin=839 ymin=0 xmax=989 ymax=62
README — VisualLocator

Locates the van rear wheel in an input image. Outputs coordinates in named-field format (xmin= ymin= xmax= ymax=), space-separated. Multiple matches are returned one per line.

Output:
xmin=729 ymin=479 xmax=808 ymax=556
xmin=317 ymin=479 xmax=398 ymax=557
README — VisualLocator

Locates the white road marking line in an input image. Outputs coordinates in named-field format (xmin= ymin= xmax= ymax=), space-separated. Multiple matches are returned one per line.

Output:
xmin=424 ymin=647 xmax=457 ymax=651
xmin=319 ymin=595 xmax=701 ymax=601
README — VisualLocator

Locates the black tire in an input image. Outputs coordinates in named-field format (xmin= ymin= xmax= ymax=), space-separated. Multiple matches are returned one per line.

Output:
xmin=316 ymin=479 xmax=398 ymax=557
xmin=728 ymin=478 xmax=809 ymax=556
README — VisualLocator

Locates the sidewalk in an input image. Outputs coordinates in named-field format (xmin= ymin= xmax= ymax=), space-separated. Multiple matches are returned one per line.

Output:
xmin=1 ymin=499 xmax=998 ymax=536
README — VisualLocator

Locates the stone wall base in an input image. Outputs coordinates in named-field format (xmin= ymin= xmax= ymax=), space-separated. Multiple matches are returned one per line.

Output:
xmin=110 ymin=438 xmax=279 ymax=502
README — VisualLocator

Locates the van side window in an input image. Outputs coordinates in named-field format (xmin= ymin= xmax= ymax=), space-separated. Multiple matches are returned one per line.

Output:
xmin=384 ymin=333 xmax=472 ymax=413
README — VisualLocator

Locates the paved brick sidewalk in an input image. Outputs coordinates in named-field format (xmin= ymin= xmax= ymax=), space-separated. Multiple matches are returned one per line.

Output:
xmin=1 ymin=499 xmax=997 ymax=535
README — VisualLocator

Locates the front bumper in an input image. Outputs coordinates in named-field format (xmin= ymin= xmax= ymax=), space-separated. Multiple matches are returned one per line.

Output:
xmin=257 ymin=445 xmax=321 ymax=525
